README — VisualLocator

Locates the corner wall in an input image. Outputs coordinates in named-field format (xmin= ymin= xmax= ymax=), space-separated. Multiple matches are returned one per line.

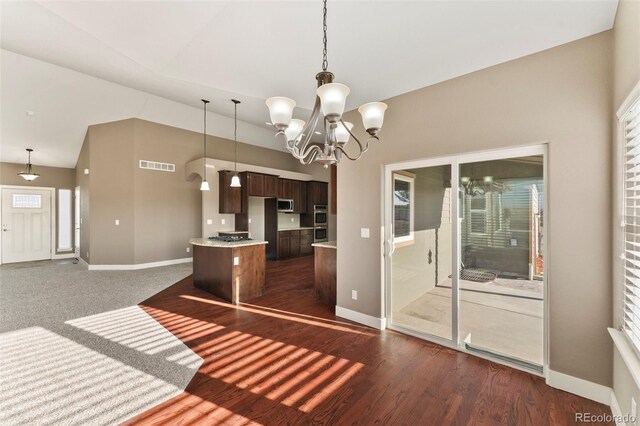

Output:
xmin=339 ymin=31 xmax=613 ymax=386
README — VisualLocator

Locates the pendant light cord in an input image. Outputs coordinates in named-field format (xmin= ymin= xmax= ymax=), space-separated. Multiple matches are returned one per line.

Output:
xmin=232 ymin=99 xmax=240 ymax=172
xmin=202 ymin=99 xmax=209 ymax=181
xmin=322 ymin=0 xmax=328 ymax=71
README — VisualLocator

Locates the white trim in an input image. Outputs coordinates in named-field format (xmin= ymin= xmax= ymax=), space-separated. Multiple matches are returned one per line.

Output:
xmin=546 ymin=370 xmax=611 ymax=405
xmin=335 ymin=306 xmax=386 ymax=330
xmin=88 ymin=257 xmax=192 ymax=271
xmin=609 ymin=327 xmax=640 ymax=390
xmin=391 ymin=173 xmax=415 ymax=245
xmin=52 ymin=253 xmax=77 ymax=260
xmin=617 ymin=80 xmax=640 ymax=119
xmin=609 ymin=389 xmax=625 ymax=426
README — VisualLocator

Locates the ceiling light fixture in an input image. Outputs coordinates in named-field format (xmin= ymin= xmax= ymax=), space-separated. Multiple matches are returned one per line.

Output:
xmin=200 ymin=99 xmax=210 ymax=191
xmin=17 ymin=148 xmax=40 ymax=181
xmin=230 ymin=99 xmax=242 ymax=188
xmin=266 ymin=0 xmax=388 ymax=168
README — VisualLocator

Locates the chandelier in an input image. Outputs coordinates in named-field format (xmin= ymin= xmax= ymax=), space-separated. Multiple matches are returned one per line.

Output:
xmin=265 ymin=0 xmax=388 ymax=167
xmin=460 ymin=176 xmax=509 ymax=196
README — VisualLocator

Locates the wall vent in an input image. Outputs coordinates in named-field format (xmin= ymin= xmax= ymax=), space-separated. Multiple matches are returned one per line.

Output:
xmin=139 ymin=160 xmax=175 ymax=172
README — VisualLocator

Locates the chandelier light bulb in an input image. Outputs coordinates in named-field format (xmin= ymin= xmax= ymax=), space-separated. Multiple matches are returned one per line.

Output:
xmin=461 ymin=176 xmax=471 ymax=184
xmin=358 ymin=102 xmax=388 ymax=132
xmin=285 ymin=119 xmax=305 ymax=142
xmin=483 ymin=176 xmax=494 ymax=184
xmin=316 ymin=83 xmax=350 ymax=121
xmin=265 ymin=97 xmax=296 ymax=128
xmin=334 ymin=121 xmax=354 ymax=144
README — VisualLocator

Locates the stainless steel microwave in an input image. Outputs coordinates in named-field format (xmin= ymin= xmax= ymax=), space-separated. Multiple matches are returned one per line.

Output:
xmin=277 ymin=199 xmax=294 ymax=213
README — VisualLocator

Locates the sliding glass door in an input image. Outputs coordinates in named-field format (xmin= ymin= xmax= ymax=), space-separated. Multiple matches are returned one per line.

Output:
xmin=385 ymin=146 xmax=546 ymax=372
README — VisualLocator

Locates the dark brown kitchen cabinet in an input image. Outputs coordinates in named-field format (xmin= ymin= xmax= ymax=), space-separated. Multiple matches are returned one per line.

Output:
xmin=306 ymin=181 xmax=329 ymax=210
xmin=264 ymin=175 xmax=278 ymax=197
xmin=297 ymin=181 xmax=307 ymax=214
xmin=246 ymin=173 xmax=264 ymax=197
xmin=300 ymin=229 xmax=314 ymax=255
xmin=278 ymin=178 xmax=292 ymax=199
xmin=219 ymin=171 xmax=242 ymax=214
xmin=278 ymin=230 xmax=291 ymax=259
xmin=278 ymin=229 xmax=313 ymax=259
xmin=290 ymin=230 xmax=301 ymax=257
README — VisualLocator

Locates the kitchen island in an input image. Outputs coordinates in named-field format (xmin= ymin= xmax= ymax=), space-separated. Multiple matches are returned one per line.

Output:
xmin=312 ymin=241 xmax=336 ymax=305
xmin=190 ymin=238 xmax=268 ymax=304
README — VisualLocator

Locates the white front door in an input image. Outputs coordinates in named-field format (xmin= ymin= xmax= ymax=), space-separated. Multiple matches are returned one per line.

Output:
xmin=1 ymin=188 xmax=52 ymax=263
xmin=74 ymin=186 xmax=80 ymax=258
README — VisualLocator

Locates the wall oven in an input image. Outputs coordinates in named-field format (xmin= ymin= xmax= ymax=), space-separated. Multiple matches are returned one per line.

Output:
xmin=313 ymin=205 xmax=328 ymax=226
xmin=314 ymin=226 xmax=328 ymax=242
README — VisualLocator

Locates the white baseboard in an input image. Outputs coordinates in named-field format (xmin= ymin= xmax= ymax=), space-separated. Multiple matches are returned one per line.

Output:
xmin=609 ymin=389 xmax=625 ymax=426
xmin=335 ymin=306 xmax=386 ymax=330
xmin=88 ymin=257 xmax=192 ymax=271
xmin=546 ymin=369 xmax=611 ymax=405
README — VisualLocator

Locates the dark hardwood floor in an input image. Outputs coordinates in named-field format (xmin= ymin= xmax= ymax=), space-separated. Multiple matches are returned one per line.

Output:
xmin=126 ymin=255 xmax=612 ymax=425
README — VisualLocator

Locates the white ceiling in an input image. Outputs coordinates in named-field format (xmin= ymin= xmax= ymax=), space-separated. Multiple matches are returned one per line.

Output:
xmin=1 ymin=0 xmax=618 ymax=168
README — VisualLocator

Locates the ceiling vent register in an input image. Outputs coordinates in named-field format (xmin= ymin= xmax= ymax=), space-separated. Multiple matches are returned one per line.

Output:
xmin=139 ymin=160 xmax=175 ymax=172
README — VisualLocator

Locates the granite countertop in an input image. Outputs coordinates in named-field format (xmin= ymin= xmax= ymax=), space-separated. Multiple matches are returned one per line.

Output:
xmin=312 ymin=241 xmax=337 ymax=249
xmin=278 ymin=227 xmax=315 ymax=231
xmin=190 ymin=238 xmax=268 ymax=248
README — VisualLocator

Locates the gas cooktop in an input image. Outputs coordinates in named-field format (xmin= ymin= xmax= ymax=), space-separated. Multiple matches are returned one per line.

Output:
xmin=209 ymin=235 xmax=252 ymax=243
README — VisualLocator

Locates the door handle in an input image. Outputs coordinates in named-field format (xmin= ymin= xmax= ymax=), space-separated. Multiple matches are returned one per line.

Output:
xmin=2 ymin=229 xmax=9 ymax=232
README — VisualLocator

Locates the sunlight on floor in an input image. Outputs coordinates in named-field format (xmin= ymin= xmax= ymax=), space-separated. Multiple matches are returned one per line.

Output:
xmin=66 ymin=306 xmax=206 ymax=368
xmin=0 ymin=327 xmax=181 ymax=425
xmin=147 ymin=302 xmax=366 ymax=413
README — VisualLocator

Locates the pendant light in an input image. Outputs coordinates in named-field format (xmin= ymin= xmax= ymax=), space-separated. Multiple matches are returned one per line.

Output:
xmin=17 ymin=148 xmax=40 ymax=181
xmin=200 ymin=99 xmax=210 ymax=191
xmin=230 ymin=99 xmax=241 ymax=188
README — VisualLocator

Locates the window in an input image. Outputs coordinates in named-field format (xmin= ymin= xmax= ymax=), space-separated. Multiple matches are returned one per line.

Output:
xmin=57 ymin=189 xmax=72 ymax=251
xmin=393 ymin=173 xmax=414 ymax=245
xmin=622 ymin=95 xmax=640 ymax=352
xmin=469 ymin=196 xmax=488 ymax=234
xmin=12 ymin=194 xmax=41 ymax=208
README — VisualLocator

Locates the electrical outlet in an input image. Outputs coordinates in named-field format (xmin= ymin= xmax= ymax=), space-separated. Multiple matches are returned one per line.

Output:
xmin=84 ymin=169 xmax=89 ymax=175
xmin=361 ymin=228 xmax=370 ymax=238
xmin=115 ymin=219 xmax=119 ymax=226
xmin=233 ymin=256 xmax=240 ymax=266
xmin=248 ymin=218 xmax=252 ymax=224
xmin=86 ymin=251 xmax=89 ymax=258
xmin=631 ymin=397 xmax=637 ymax=425
xmin=221 ymin=219 xmax=226 ymax=225
xmin=206 ymin=219 xmax=213 ymax=225
xmin=186 ymin=247 xmax=190 ymax=253
xmin=352 ymin=290 xmax=358 ymax=300
xmin=291 ymin=217 xmax=294 ymax=222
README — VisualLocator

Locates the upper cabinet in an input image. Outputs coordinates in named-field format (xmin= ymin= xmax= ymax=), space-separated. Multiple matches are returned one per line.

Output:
xmin=245 ymin=172 xmax=278 ymax=198
xmin=219 ymin=170 xmax=242 ymax=214
xmin=278 ymin=178 xmax=307 ymax=213
xmin=278 ymin=178 xmax=292 ymax=199
xmin=307 ymin=181 xmax=328 ymax=207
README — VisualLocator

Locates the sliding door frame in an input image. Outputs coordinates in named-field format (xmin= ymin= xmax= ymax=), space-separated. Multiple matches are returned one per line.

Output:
xmin=383 ymin=144 xmax=548 ymax=376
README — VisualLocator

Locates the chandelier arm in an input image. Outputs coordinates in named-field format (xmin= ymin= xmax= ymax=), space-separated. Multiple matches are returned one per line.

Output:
xmin=334 ymin=144 xmax=363 ymax=161
xmin=300 ymin=145 xmax=322 ymax=164
xmin=293 ymin=97 xmax=322 ymax=155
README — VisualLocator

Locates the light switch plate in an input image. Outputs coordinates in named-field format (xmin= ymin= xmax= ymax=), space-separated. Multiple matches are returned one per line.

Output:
xmin=361 ymin=228 xmax=370 ymax=238
xmin=233 ymin=256 xmax=240 ymax=266
xmin=186 ymin=247 xmax=190 ymax=253
xmin=291 ymin=217 xmax=294 ymax=222
xmin=206 ymin=219 xmax=213 ymax=225
xmin=248 ymin=218 xmax=252 ymax=224
xmin=84 ymin=169 xmax=89 ymax=175
xmin=352 ymin=290 xmax=358 ymax=300
xmin=221 ymin=219 xmax=226 ymax=225
xmin=115 ymin=219 xmax=119 ymax=226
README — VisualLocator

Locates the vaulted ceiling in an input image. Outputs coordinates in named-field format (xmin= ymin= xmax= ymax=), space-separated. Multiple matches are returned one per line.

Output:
xmin=1 ymin=0 xmax=618 ymax=168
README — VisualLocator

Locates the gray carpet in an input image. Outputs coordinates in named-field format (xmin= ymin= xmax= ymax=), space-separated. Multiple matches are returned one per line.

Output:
xmin=0 ymin=259 xmax=203 ymax=425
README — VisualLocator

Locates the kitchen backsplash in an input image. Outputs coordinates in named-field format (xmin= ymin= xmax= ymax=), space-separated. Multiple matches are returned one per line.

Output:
xmin=278 ymin=213 xmax=301 ymax=229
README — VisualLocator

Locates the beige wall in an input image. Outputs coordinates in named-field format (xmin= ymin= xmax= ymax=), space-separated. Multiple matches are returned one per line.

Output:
xmin=612 ymin=0 xmax=640 ymax=420
xmin=80 ymin=118 xmax=327 ymax=265
xmin=1 ymin=161 xmax=76 ymax=254
xmin=339 ymin=32 xmax=613 ymax=385
xmin=75 ymin=133 xmax=90 ymax=262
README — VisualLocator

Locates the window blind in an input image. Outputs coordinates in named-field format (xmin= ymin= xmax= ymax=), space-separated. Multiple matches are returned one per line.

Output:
xmin=623 ymin=97 xmax=640 ymax=351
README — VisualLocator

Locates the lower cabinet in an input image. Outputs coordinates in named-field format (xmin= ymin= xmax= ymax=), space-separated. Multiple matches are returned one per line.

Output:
xmin=278 ymin=229 xmax=314 ymax=260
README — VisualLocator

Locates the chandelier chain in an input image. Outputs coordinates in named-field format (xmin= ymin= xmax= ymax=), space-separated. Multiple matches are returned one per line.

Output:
xmin=322 ymin=0 xmax=328 ymax=71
